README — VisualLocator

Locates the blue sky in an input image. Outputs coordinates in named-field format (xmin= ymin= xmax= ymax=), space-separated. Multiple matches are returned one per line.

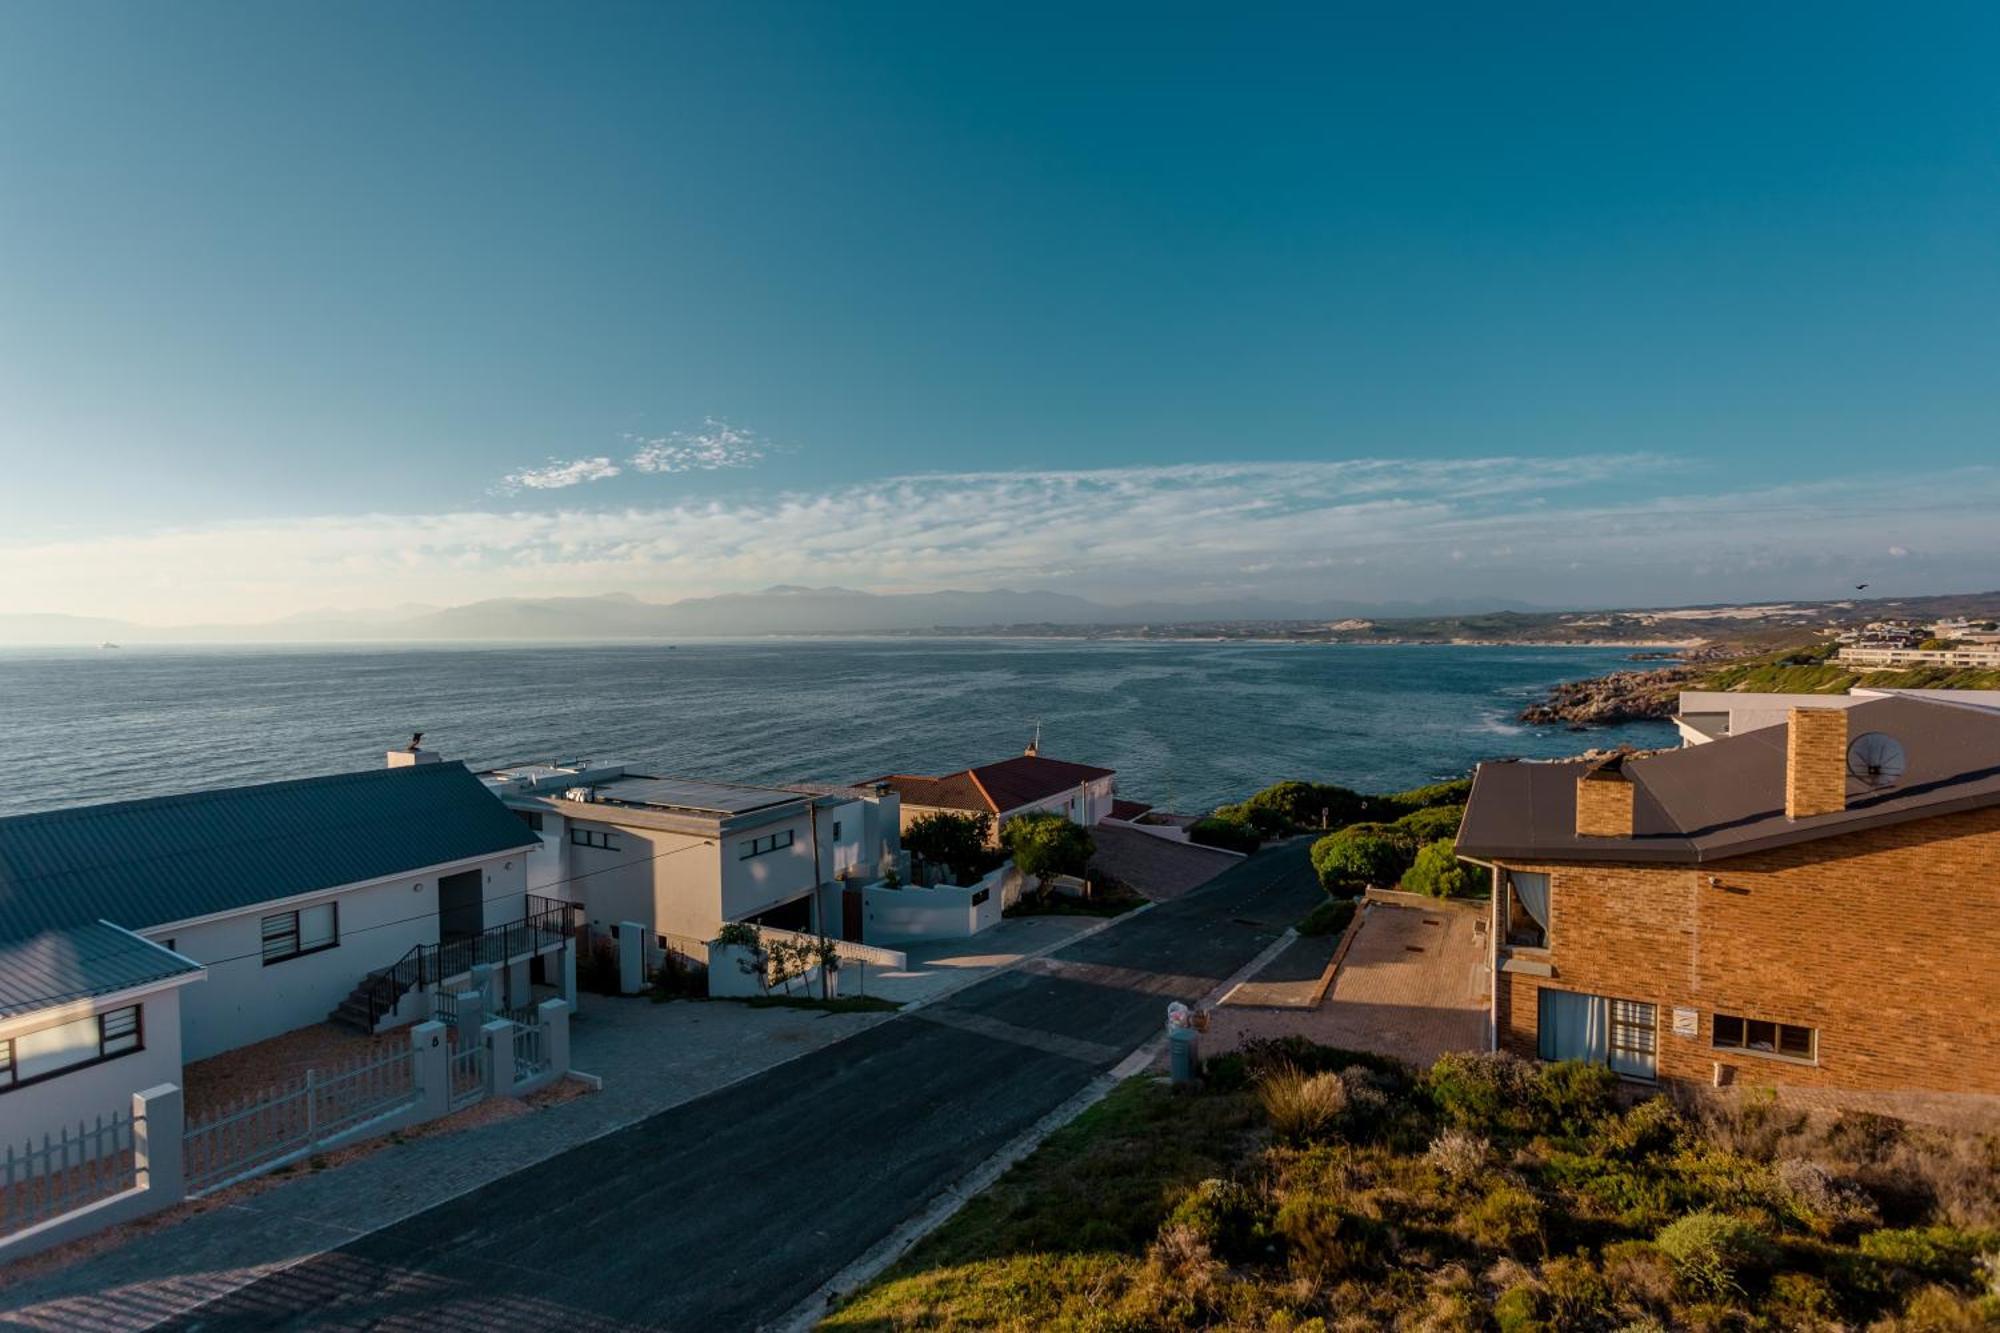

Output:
xmin=2 ymin=3 xmax=1997 ymax=622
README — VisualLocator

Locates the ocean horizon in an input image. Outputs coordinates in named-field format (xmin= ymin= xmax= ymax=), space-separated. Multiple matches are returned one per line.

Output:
xmin=0 ymin=638 xmax=1674 ymax=818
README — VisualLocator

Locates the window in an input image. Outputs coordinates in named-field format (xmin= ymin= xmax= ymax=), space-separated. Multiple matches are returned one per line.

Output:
xmin=970 ymin=888 xmax=990 ymax=907
xmin=1503 ymin=871 xmax=1550 ymax=949
xmin=1538 ymin=989 xmax=1656 ymax=1080
xmin=831 ymin=821 xmax=843 ymax=841
xmin=261 ymin=902 xmax=339 ymax=965
xmin=1609 ymin=999 xmax=1658 ymax=1080
xmin=1713 ymin=1012 xmax=1816 ymax=1062
xmin=0 ymin=1005 xmax=144 ymax=1092
xmin=516 ymin=810 xmax=544 ymax=832
xmin=740 ymin=829 xmax=796 ymax=859
xmin=570 ymin=827 xmax=617 ymax=851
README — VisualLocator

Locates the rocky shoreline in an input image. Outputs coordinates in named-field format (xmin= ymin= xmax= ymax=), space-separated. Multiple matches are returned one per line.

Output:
xmin=1519 ymin=659 xmax=1716 ymax=727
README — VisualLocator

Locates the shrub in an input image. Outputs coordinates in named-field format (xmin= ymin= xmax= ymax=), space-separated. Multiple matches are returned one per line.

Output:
xmin=1311 ymin=823 xmax=1415 ymax=893
xmin=1776 ymin=1158 xmax=1881 ymax=1237
xmin=1000 ymin=811 xmax=1095 ymax=901
xmin=1214 ymin=798 xmax=1294 ymax=839
xmin=577 ymin=936 xmax=622 ymax=994
xmin=1492 ymin=1282 xmax=1547 ymax=1333
xmin=1466 ymin=1181 xmax=1545 ymax=1254
xmin=1878 ymin=1284 xmax=1998 ymax=1331
xmin=1765 ymin=1272 xmax=1842 ymax=1329
xmin=1383 ymin=777 xmax=1474 ymax=813
xmin=1426 ymin=1128 xmax=1491 ymax=1187
xmin=1654 ymin=1210 xmax=1773 ymax=1300
xmin=1237 ymin=779 xmax=1376 ymax=833
xmin=1534 ymin=1060 xmax=1622 ymax=1135
xmin=1259 ymin=1066 xmax=1350 ymax=1143
xmin=1399 ymin=839 xmax=1483 ymax=898
xmin=1297 ymin=897 xmax=1357 ymax=937
xmin=1273 ymin=1191 xmax=1378 ymax=1278
xmin=1189 ymin=814 xmax=1262 ymax=854
xmin=903 ymin=810 xmax=996 ymax=886
xmin=1393 ymin=803 xmax=1466 ymax=844
xmin=1429 ymin=1051 xmax=1537 ymax=1136
xmin=1596 ymin=1097 xmax=1687 ymax=1162
xmin=1540 ymin=1255 xmax=1612 ymax=1331
xmin=1600 ymin=1239 xmax=1676 ymax=1313
xmin=1167 ymin=1177 xmax=1271 ymax=1264
xmin=1860 ymin=1226 xmax=1999 ymax=1285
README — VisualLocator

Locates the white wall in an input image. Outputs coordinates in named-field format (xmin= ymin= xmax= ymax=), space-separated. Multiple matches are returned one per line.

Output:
xmin=520 ymin=810 xmax=568 ymax=896
xmin=151 ymin=854 xmax=525 ymax=1062
xmin=862 ymin=867 xmax=1004 ymax=945
xmin=719 ymin=807 xmax=822 ymax=924
xmin=0 ymin=986 xmax=186 ymax=1151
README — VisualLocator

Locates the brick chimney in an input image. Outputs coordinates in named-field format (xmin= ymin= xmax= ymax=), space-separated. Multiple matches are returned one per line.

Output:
xmin=1574 ymin=752 xmax=1635 ymax=838
xmin=1786 ymin=707 xmax=1849 ymax=819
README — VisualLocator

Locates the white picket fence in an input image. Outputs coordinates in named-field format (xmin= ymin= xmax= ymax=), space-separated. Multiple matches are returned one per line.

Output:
xmin=0 ymin=1111 xmax=138 ymax=1236
xmin=183 ymin=1046 xmax=417 ymax=1195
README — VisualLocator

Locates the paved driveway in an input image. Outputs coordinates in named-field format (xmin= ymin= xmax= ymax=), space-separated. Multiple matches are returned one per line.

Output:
xmin=63 ymin=842 xmax=1318 ymax=1332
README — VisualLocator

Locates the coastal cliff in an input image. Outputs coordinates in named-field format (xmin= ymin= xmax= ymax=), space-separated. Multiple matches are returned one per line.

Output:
xmin=1518 ymin=664 xmax=1701 ymax=727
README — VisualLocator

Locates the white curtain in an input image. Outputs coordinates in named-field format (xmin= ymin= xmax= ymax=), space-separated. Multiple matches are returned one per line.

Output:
xmin=1509 ymin=872 xmax=1550 ymax=932
xmin=1538 ymin=988 xmax=1608 ymax=1064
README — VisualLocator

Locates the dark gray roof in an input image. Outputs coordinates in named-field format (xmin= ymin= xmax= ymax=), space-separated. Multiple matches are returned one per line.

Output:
xmin=0 ymin=922 xmax=202 ymax=1020
xmin=0 ymin=762 xmax=537 ymax=943
xmin=1458 ymin=696 xmax=2000 ymax=864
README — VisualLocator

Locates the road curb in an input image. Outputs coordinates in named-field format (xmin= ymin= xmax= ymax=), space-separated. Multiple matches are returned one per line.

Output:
xmin=769 ymin=912 xmax=1300 ymax=1333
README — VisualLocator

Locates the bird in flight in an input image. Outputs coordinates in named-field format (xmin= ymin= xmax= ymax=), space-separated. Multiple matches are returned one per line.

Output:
xmin=1854 ymin=583 xmax=1869 ymax=591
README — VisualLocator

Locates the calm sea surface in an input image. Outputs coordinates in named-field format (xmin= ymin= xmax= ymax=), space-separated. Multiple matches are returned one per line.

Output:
xmin=0 ymin=640 xmax=1672 ymax=818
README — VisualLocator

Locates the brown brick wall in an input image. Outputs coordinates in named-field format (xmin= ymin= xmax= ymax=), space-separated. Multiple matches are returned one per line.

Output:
xmin=1574 ymin=775 xmax=1636 ymax=838
xmin=1786 ymin=707 xmax=1849 ymax=819
xmin=1494 ymin=804 xmax=2000 ymax=1095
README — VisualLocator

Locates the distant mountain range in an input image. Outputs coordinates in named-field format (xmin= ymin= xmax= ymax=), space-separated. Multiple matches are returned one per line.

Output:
xmin=0 ymin=586 xmax=1547 ymax=644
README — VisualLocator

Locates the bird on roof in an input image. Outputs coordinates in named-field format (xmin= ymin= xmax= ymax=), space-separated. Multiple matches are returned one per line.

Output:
xmin=407 ymin=731 xmax=424 ymax=751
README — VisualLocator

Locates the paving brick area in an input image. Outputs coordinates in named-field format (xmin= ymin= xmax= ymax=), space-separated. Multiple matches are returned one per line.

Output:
xmin=1206 ymin=896 xmax=1490 ymax=1066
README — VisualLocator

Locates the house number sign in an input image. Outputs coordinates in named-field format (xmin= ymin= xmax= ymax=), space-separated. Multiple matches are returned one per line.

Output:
xmin=1672 ymin=1007 xmax=1699 ymax=1038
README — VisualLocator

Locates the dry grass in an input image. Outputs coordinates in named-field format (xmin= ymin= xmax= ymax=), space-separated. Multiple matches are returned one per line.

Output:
xmin=1256 ymin=1065 xmax=1348 ymax=1143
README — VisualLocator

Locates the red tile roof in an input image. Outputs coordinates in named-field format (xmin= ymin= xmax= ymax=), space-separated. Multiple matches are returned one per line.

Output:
xmin=868 ymin=755 xmax=1115 ymax=816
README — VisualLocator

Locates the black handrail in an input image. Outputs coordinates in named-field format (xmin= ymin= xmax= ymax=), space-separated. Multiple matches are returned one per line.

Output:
xmin=359 ymin=897 xmax=583 ymax=1029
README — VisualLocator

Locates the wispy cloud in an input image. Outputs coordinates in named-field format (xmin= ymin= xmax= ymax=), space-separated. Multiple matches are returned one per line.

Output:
xmin=627 ymin=419 xmax=767 ymax=474
xmin=6 ymin=457 xmax=1995 ymax=623
xmin=497 ymin=456 xmax=621 ymax=492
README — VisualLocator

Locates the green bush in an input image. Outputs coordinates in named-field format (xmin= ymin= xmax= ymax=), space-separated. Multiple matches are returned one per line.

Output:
xmin=1655 ymin=1210 xmax=1773 ymax=1300
xmin=1398 ymin=839 xmax=1482 ymax=898
xmin=1466 ymin=1180 xmax=1545 ymax=1253
xmin=1595 ymin=1097 xmax=1687 ymax=1162
xmin=1297 ymin=897 xmax=1357 ymax=937
xmin=1540 ymin=1255 xmax=1612 ymax=1331
xmin=1534 ymin=1060 xmax=1622 ymax=1135
xmin=1189 ymin=815 xmax=1262 ymax=854
xmin=1429 ymin=1051 xmax=1537 ymax=1135
xmin=1383 ymin=777 xmax=1474 ymax=814
xmin=1860 ymin=1225 xmax=1998 ymax=1285
xmin=1393 ymin=803 xmax=1466 ymax=843
xmin=1167 ymin=1177 xmax=1271 ymax=1264
xmin=1273 ymin=1191 xmax=1379 ymax=1278
xmin=1311 ymin=822 xmax=1415 ymax=893
xmin=1492 ymin=1282 xmax=1547 ymax=1333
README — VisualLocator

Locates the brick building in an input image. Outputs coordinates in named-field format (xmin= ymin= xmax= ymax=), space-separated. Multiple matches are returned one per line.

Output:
xmin=1456 ymin=696 xmax=2000 ymax=1095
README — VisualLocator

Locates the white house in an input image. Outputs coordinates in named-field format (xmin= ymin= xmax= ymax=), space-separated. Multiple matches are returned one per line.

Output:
xmin=0 ymin=759 xmax=547 ymax=1146
xmin=868 ymin=746 xmax=1118 ymax=846
xmin=479 ymin=760 xmax=902 ymax=953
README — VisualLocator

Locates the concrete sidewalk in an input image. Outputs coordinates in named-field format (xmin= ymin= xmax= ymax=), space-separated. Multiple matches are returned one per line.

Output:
xmin=0 ymin=917 xmax=1101 ymax=1329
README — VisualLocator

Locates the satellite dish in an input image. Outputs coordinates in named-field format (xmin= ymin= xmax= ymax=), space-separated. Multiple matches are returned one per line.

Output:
xmin=1846 ymin=732 xmax=1907 ymax=789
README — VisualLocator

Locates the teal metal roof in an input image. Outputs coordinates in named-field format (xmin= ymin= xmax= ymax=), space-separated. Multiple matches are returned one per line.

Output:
xmin=0 ymin=922 xmax=203 ymax=1020
xmin=0 ymin=762 xmax=538 ymax=944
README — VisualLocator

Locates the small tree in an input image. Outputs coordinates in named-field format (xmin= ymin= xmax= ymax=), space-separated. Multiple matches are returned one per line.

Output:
xmin=1399 ymin=839 xmax=1481 ymax=898
xmin=1310 ymin=822 xmax=1415 ymax=894
xmin=904 ymin=811 xmax=993 ymax=886
xmin=1001 ymin=811 xmax=1096 ymax=904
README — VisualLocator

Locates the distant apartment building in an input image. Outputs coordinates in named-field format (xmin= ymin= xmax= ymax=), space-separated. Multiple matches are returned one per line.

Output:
xmin=869 ymin=747 xmax=1117 ymax=847
xmin=479 ymin=759 xmax=900 ymax=950
xmin=0 ymin=760 xmax=552 ymax=1147
xmin=1457 ymin=697 xmax=2000 ymax=1097
xmin=1836 ymin=643 xmax=2000 ymax=669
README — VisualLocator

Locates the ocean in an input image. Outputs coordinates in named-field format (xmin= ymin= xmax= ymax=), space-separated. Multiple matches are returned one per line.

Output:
xmin=0 ymin=639 xmax=1674 ymax=818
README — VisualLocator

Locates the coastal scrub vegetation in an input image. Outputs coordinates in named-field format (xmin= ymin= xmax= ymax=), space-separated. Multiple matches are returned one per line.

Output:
xmin=1000 ymin=811 xmax=1096 ymax=904
xmin=823 ymin=1042 xmax=2000 ymax=1331
xmin=1193 ymin=776 xmax=1472 ymax=857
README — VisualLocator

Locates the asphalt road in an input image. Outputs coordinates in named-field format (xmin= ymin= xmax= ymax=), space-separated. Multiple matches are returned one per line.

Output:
xmin=165 ymin=841 xmax=1321 ymax=1332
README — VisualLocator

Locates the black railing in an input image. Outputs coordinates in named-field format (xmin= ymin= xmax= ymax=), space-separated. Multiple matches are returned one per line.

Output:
xmin=359 ymin=896 xmax=583 ymax=1029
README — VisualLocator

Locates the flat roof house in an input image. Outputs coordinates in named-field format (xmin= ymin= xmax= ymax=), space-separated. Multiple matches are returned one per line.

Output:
xmin=0 ymin=761 xmax=545 ymax=1147
xmin=870 ymin=748 xmax=1117 ymax=846
xmin=480 ymin=760 xmax=896 ymax=949
xmin=1457 ymin=696 xmax=2000 ymax=1098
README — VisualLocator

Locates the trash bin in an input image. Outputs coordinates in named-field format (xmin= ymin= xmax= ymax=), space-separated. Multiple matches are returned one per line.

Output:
xmin=1167 ymin=1002 xmax=1199 ymax=1085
